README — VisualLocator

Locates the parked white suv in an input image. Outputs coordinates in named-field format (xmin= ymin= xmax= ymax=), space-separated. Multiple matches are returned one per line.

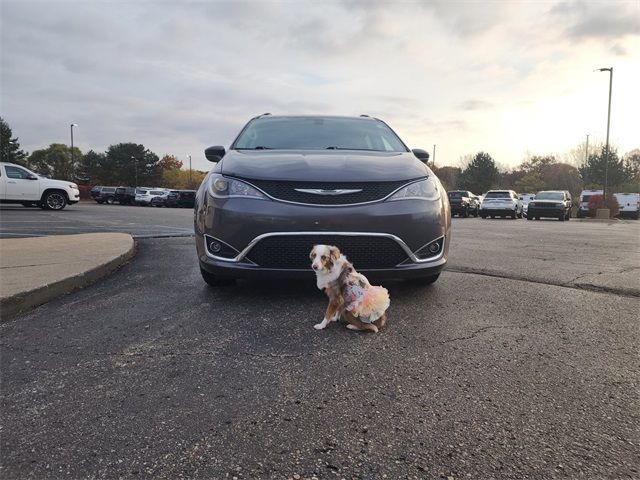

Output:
xmin=480 ymin=190 xmax=523 ymax=219
xmin=135 ymin=188 xmax=169 ymax=206
xmin=0 ymin=162 xmax=80 ymax=210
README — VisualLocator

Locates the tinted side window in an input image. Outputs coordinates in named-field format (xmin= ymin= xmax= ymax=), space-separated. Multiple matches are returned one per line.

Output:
xmin=5 ymin=166 xmax=31 ymax=179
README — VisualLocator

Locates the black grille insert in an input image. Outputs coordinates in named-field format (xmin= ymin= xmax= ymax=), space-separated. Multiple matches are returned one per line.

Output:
xmin=243 ymin=179 xmax=421 ymax=205
xmin=245 ymin=235 xmax=409 ymax=269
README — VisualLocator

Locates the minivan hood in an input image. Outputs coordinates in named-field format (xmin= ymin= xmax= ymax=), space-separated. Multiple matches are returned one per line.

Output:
xmin=219 ymin=150 xmax=429 ymax=182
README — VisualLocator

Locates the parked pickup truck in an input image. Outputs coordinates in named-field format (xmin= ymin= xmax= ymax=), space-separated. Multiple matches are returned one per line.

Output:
xmin=0 ymin=162 xmax=80 ymax=210
xmin=447 ymin=190 xmax=479 ymax=218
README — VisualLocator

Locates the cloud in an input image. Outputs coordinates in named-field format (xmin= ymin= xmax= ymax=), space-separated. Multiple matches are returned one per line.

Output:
xmin=550 ymin=1 xmax=640 ymax=41
xmin=459 ymin=100 xmax=493 ymax=111
xmin=1 ymin=0 xmax=638 ymax=171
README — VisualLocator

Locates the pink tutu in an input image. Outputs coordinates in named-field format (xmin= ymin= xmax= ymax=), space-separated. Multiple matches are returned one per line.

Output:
xmin=345 ymin=282 xmax=390 ymax=323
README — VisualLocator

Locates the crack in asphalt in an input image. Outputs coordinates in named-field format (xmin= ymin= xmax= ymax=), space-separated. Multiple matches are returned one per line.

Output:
xmin=446 ymin=267 xmax=640 ymax=298
xmin=439 ymin=324 xmax=519 ymax=344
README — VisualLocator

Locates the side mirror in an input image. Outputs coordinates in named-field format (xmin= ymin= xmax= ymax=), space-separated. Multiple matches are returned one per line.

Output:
xmin=412 ymin=148 xmax=430 ymax=163
xmin=26 ymin=174 xmax=38 ymax=180
xmin=205 ymin=145 xmax=226 ymax=163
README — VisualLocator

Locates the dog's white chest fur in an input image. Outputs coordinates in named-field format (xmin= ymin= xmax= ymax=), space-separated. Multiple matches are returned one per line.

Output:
xmin=315 ymin=256 xmax=345 ymax=289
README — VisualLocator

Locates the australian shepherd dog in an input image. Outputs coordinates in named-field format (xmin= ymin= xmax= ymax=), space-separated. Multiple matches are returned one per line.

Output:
xmin=310 ymin=244 xmax=390 ymax=333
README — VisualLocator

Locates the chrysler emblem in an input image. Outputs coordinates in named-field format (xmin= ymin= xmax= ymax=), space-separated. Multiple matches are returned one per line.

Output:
xmin=294 ymin=188 xmax=362 ymax=195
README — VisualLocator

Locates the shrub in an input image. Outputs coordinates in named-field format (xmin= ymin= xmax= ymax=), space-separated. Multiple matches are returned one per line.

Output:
xmin=587 ymin=194 xmax=619 ymax=218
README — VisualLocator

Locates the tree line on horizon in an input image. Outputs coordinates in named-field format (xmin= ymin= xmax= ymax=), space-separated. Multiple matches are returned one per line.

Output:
xmin=432 ymin=146 xmax=639 ymax=197
xmin=1 ymin=116 xmax=638 ymax=195
xmin=0 ymin=117 xmax=206 ymax=189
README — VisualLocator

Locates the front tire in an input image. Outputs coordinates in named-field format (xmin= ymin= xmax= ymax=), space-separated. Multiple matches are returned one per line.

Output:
xmin=106 ymin=197 xmax=115 ymax=205
xmin=200 ymin=267 xmax=235 ymax=287
xmin=42 ymin=191 xmax=67 ymax=210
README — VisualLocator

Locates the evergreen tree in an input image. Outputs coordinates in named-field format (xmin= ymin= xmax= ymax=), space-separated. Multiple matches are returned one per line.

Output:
xmin=578 ymin=146 xmax=626 ymax=189
xmin=458 ymin=152 xmax=499 ymax=194
xmin=0 ymin=117 xmax=28 ymax=166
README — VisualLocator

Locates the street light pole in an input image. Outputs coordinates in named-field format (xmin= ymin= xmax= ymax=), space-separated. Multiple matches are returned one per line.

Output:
xmin=584 ymin=134 xmax=589 ymax=164
xmin=432 ymin=144 xmax=436 ymax=168
xmin=70 ymin=123 xmax=77 ymax=165
xmin=131 ymin=155 xmax=138 ymax=187
xmin=596 ymin=67 xmax=613 ymax=205
xmin=188 ymin=154 xmax=192 ymax=187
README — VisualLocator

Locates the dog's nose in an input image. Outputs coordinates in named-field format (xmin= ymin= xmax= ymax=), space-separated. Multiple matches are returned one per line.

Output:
xmin=312 ymin=264 xmax=318 ymax=271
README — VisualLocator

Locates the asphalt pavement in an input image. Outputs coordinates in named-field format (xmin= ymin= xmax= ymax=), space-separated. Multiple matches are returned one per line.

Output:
xmin=1 ymin=210 xmax=639 ymax=479
xmin=0 ymin=202 xmax=193 ymax=238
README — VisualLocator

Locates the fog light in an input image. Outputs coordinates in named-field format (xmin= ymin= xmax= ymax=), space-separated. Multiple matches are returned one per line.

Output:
xmin=414 ymin=237 xmax=445 ymax=260
xmin=209 ymin=241 xmax=222 ymax=253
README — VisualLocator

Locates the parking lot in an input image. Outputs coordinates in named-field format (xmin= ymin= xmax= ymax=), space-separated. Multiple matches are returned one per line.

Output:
xmin=0 ymin=203 xmax=193 ymax=239
xmin=1 ymin=205 xmax=639 ymax=479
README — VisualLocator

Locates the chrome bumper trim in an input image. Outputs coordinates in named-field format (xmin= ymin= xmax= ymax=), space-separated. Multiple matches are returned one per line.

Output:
xmin=203 ymin=231 xmax=445 ymax=265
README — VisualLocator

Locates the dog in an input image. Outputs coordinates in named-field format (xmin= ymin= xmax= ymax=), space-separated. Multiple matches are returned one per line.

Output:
xmin=310 ymin=244 xmax=390 ymax=333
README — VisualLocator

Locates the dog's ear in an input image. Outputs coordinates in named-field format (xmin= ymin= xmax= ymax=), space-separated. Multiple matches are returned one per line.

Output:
xmin=329 ymin=246 xmax=341 ymax=261
xmin=310 ymin=245 xmax=317 ymax=258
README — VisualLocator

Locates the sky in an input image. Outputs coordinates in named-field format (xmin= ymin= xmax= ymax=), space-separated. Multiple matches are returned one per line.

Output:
xmin=1 ymin=0 xmax=639 ymax=172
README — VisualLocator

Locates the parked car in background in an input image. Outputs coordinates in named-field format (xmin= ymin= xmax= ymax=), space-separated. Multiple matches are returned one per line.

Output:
xmin=195 ymin=114 xmax=451 ymax=286
xmin=114 ymin=187 xmax=136 ymax=205
xmin=527 ymin=190 xmax=572 ymax=221
xmin=447 ymin=190 xmax=479 ymax=217
xmin=150 ymin=190 xmax=173 ymax=207
xmin=135 ymin=188 xmax=169 ymax=206
xmin=518 ymin=192 xmax=536 ymax=218
xmin=166 ymin=190 xmax=197 ymax=208
xmin=91 ymin=186 xmax=117 ymax=204
xmin=0 ymin=162 xmax=80 ymax=210
xmin=480 ymin=190 xmax=522 ymax=219
xmin=577 ymin=189 xmax=603 ymax=218
xmin=614 ymin=192 xmax=640 ymax=219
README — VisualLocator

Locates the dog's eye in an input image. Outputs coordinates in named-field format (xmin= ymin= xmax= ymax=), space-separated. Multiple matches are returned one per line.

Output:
xmin=321 ymin=255 xmax=326 ymax=260
xmin=310 ymin=253 xmax=316 ymax=259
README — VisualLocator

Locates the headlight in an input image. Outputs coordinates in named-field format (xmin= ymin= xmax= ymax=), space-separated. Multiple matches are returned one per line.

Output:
xmin=387 ymin=178 xmax=439 ymax=201
xmin=69 ymin=183 xmax=78 ymax=189
xmin=208 ymin=174 xmax=267 ymax=200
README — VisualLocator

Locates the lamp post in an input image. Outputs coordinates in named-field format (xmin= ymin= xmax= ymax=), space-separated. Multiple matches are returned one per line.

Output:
xmin=432 ymin=144 xmax=436 ymax=168
xmin=188 ymin=154 xmax=192 ymax=188
xmin=70 ymin=123 xmax=77 ymax=164
xmin=596 ymin=67 xmax=613 ymax=205
xmin=130 ymin=155 xmax=138 ymax=187
xmin=584 ymin=134 xmax=589 ymax=165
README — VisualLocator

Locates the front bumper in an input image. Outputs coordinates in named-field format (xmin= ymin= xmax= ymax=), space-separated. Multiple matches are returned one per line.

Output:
xmin=195 ymin=193 xmax=450 ymax=280
xmin=528 ymin=207 xmax=564 ymax=218
xmin=481 ymin=208 xmax=517 ymax=216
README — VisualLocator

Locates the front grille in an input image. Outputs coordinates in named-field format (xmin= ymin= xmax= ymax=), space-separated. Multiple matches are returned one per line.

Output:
xmin=245 ymin=235 xmax=410 ymax=269
xmin=530 ymin=203 xmax=560 ymax=209
xmin=243 ymin=179 xmax=420 ymax=205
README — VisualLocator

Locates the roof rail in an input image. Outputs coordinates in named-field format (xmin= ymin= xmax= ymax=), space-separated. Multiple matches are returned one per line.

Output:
xmin=359 ymin=114 xmax=370 ymax=117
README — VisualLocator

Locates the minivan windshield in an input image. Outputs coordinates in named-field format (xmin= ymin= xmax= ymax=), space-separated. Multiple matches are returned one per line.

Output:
xmin=233 ymin=117 xmax=408 ymax=152
xmin=535 ymin=191 xmax=564 ymax=201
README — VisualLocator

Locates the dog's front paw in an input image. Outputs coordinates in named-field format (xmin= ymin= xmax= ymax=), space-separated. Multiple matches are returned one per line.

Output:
xmin=314 ymin=323 xmax=325 ymax=330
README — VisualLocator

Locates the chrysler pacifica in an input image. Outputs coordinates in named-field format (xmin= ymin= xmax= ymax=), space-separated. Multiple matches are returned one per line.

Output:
xmin=194 ymin=114 xmax=451 ymax=285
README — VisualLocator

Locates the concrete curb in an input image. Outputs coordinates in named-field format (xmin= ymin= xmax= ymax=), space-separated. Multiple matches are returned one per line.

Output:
xmin=0 ymin=237 xmax=136 ymax=322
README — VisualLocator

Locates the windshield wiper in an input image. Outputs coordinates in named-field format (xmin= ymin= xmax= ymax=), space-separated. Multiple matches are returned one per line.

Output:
xmin=237 ymin=146 xmax=272 ymax=150
xmin=325 ymin=147 xmax=382 ymax=151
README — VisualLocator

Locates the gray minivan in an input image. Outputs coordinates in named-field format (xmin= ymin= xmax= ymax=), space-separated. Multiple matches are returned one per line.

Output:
xmin=194 ymin=114 xmax=451 ymax=285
